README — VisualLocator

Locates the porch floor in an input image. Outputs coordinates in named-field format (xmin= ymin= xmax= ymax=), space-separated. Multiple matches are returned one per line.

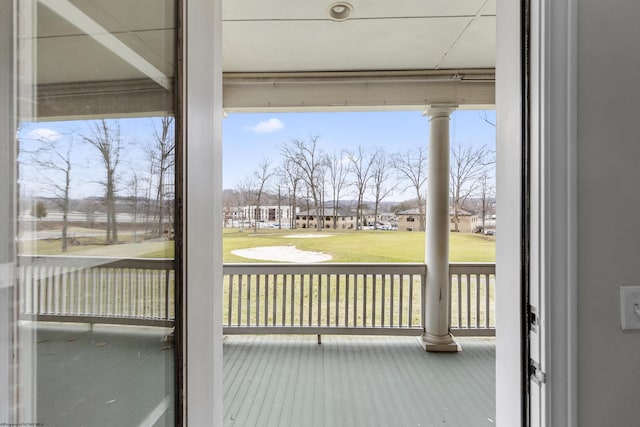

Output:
xmin=34 ymin=326 xmax=495 ymax=426
xmin=224 ymin=335 xmax=496 ymax=427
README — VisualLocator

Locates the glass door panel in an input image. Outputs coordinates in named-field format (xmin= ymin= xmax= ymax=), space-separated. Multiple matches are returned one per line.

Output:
xmin=4 ymin=1 xmax=179 ymax=425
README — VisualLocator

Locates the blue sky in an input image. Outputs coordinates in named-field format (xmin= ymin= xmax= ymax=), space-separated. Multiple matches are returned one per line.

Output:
xmin=18 ymin=110 xmax=495 ymax=202
xmin=18 ymin=118 xmax=165 ymax=199
xmin=223 ymin=110 xmax=496 ymax=198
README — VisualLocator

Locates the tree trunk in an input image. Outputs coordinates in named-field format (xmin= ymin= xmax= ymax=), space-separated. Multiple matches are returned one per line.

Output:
xmin=157 ymin=164 xmax=164 ymax=237
xmin=61 ymin=169 xmax=70 ymax=252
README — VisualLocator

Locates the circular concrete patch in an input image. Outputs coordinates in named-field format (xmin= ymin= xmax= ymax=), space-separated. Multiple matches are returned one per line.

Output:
xmin=231 ymin=245 xmax=332 ymax=263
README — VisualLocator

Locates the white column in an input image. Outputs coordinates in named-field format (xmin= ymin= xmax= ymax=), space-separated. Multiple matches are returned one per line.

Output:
xmin=422 ymin=105 xmax=460 ymax=352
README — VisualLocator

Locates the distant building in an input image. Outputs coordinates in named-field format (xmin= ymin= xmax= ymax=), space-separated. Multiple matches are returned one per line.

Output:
xmin=449 ymin=208 xmax=480 ymax=233
xmin=396 ymin=208 xmax=423 ymax=231
xmin=396 ymin=208 xmax=480 ymax=233
xmin=295 ymin=208 xmax=380 ymax=229
xmin=296 ymin=208 xmax=355 ymax=229
xmin=226 ymin=205 xmax=298 ymax=226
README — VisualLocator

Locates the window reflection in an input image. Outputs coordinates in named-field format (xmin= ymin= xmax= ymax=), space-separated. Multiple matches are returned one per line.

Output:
xmin=6 ymin=1 xmax=178 ymax=425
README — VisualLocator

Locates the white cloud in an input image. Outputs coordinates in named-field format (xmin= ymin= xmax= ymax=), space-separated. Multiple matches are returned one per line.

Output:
xmin=27 ymin=128 xmax=62 ymax=142
xmin=245 ymin=118 xmax=284 ymax=134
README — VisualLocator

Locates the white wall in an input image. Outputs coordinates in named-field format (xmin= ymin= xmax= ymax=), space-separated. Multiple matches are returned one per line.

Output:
xmin=577 ymin=1 xmax=640 ymax=425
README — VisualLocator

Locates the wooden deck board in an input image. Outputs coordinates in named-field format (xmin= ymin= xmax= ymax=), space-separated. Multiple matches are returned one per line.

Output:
xmin=34 ymin=326 xmax=494 ymax=427
xmin=35 ymin=324 xmax=175 ymax=427
xmin=223 ymin=335 xmax=496 ymax=427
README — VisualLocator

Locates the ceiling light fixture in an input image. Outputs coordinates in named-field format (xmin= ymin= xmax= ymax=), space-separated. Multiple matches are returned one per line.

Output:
xmin=327 ymin=2 xmax=353 ymax=21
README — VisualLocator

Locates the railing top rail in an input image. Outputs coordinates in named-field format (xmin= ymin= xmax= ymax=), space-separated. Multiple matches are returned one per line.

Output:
xmin=17 ymin=255 xmax=175 ymax=270
xmin=448 ymin=262 xmax=496 ymax=266
xmin=449 ymin=263 xmax=496 ymax=274
xmin=16 ymin=255 xmax=495 ymax=274
xmin=223 ymin=262 xmax=427 ymax=275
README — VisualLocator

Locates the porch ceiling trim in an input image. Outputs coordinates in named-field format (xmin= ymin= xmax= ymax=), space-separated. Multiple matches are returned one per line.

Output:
xmin=223 ymin=69 xmax=495 ymax=112
xmin=36 ymin=79 xmax=174 ymax=121
xmin=34 ymin=69 xmax=495 ymax=120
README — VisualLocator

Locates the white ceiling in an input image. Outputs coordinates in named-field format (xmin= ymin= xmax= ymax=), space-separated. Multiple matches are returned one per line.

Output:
xmin=36 ymin=0 xmax=495 ymax=82
xmin=222 ymin=0 xmax=496 ymax=73
xmin=34 ymin=0 xmax=495 ymax=115
xmin=36 ymin=0 xmax=176 ymax=85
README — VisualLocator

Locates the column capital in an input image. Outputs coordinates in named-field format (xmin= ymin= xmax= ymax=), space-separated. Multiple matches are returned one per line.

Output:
xmin=422 ymin=104 xmax=458 ymax=118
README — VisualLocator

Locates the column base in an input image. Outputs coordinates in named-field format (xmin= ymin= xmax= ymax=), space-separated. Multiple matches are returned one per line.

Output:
xmin=420 ymin=332 xmax=461 ymax=352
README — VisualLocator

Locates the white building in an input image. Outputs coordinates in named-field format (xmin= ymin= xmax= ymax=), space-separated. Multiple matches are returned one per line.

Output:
xmin=228 ymin=205 xmax=298 ymax=225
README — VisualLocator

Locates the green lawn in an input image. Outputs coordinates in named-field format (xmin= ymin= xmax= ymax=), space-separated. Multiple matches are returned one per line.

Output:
xmin=21 ymin=228 xmax=495 ymax=262
xmin=222 ymin=229 xmax=495 ymax=329
xmin=20 ymin=235 xmax=174 ymax=258
xmin=223 ymin=228 xmax=495 ymax=263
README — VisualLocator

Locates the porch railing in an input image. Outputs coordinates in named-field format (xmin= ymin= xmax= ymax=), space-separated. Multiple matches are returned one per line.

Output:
xmin=449 ymin=263 xmax=496 ymax=336
xmin=223 ymin=263 xmax=424 ymax=336
xmin=18 ymin=256 xmax=175 ymax=327
xmin=17 ymin=256 xmax=495 ymax=336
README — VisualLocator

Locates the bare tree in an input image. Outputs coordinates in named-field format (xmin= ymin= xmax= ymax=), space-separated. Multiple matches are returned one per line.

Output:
xmin=281 ymin=135 xmax=325 ymax=230
xmin=479 ymin=111 xmax=496 ymax=128
xmin=126 ymin=169 xmax=142 ymax=242
xmin=252 ymin=158 xmax=274 ymax=232
xmin=142 ymin=153 xmax=155 ymax=240
xmin=235 ymin=176 xmax=255 ymax=231
xmin=347 ymin=146 xmax=377 ymax=229
xmin=317 ymin=157 xmax=329 ymax=229
xmin=81 ymin=199 xmax=99 ymax=228
xmin=26 ymin=134 xmax=73 ymax=251
xmin=449 ymin=142 xmax=494 ymax=232
xmin=369 ymin=149 xmax=396 ymax=229
xmin=478 ymin=171 xmax=495 ymax=233
xmin=327 ymin=150 xmax=350 ymax=229
xmin=280 ymin=158 xmax=303 ymax=229
xmin=393 ymin=147 xmax=428 ymax=231
xmin=82 ymin=119 xmax=124 ymax=244
xmin=275 ymin=182 xmax=283 ymax=229
xmin=147 ymin=116 xmax=175 ymax=237
xmin=222 ymin=190 xmax=239 ymax=228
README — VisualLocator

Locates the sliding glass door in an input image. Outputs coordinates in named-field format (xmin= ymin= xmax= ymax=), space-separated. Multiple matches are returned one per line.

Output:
xmin=3 ymin=1 xmax=179 ymax=425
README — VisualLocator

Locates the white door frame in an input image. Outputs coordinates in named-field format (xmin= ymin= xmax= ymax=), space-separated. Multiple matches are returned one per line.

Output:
xmin=495 ymin=0 xmax=524 ymax=424
xmin=0 ymin=1 xmax=577 ymax=423
xmin=181 ymin=0 xmax=579 ymax=425
xmin=183 ymin=0 xmax=224 ymax=425
xmin=496 ymin=0 xmax=578 ymax=425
